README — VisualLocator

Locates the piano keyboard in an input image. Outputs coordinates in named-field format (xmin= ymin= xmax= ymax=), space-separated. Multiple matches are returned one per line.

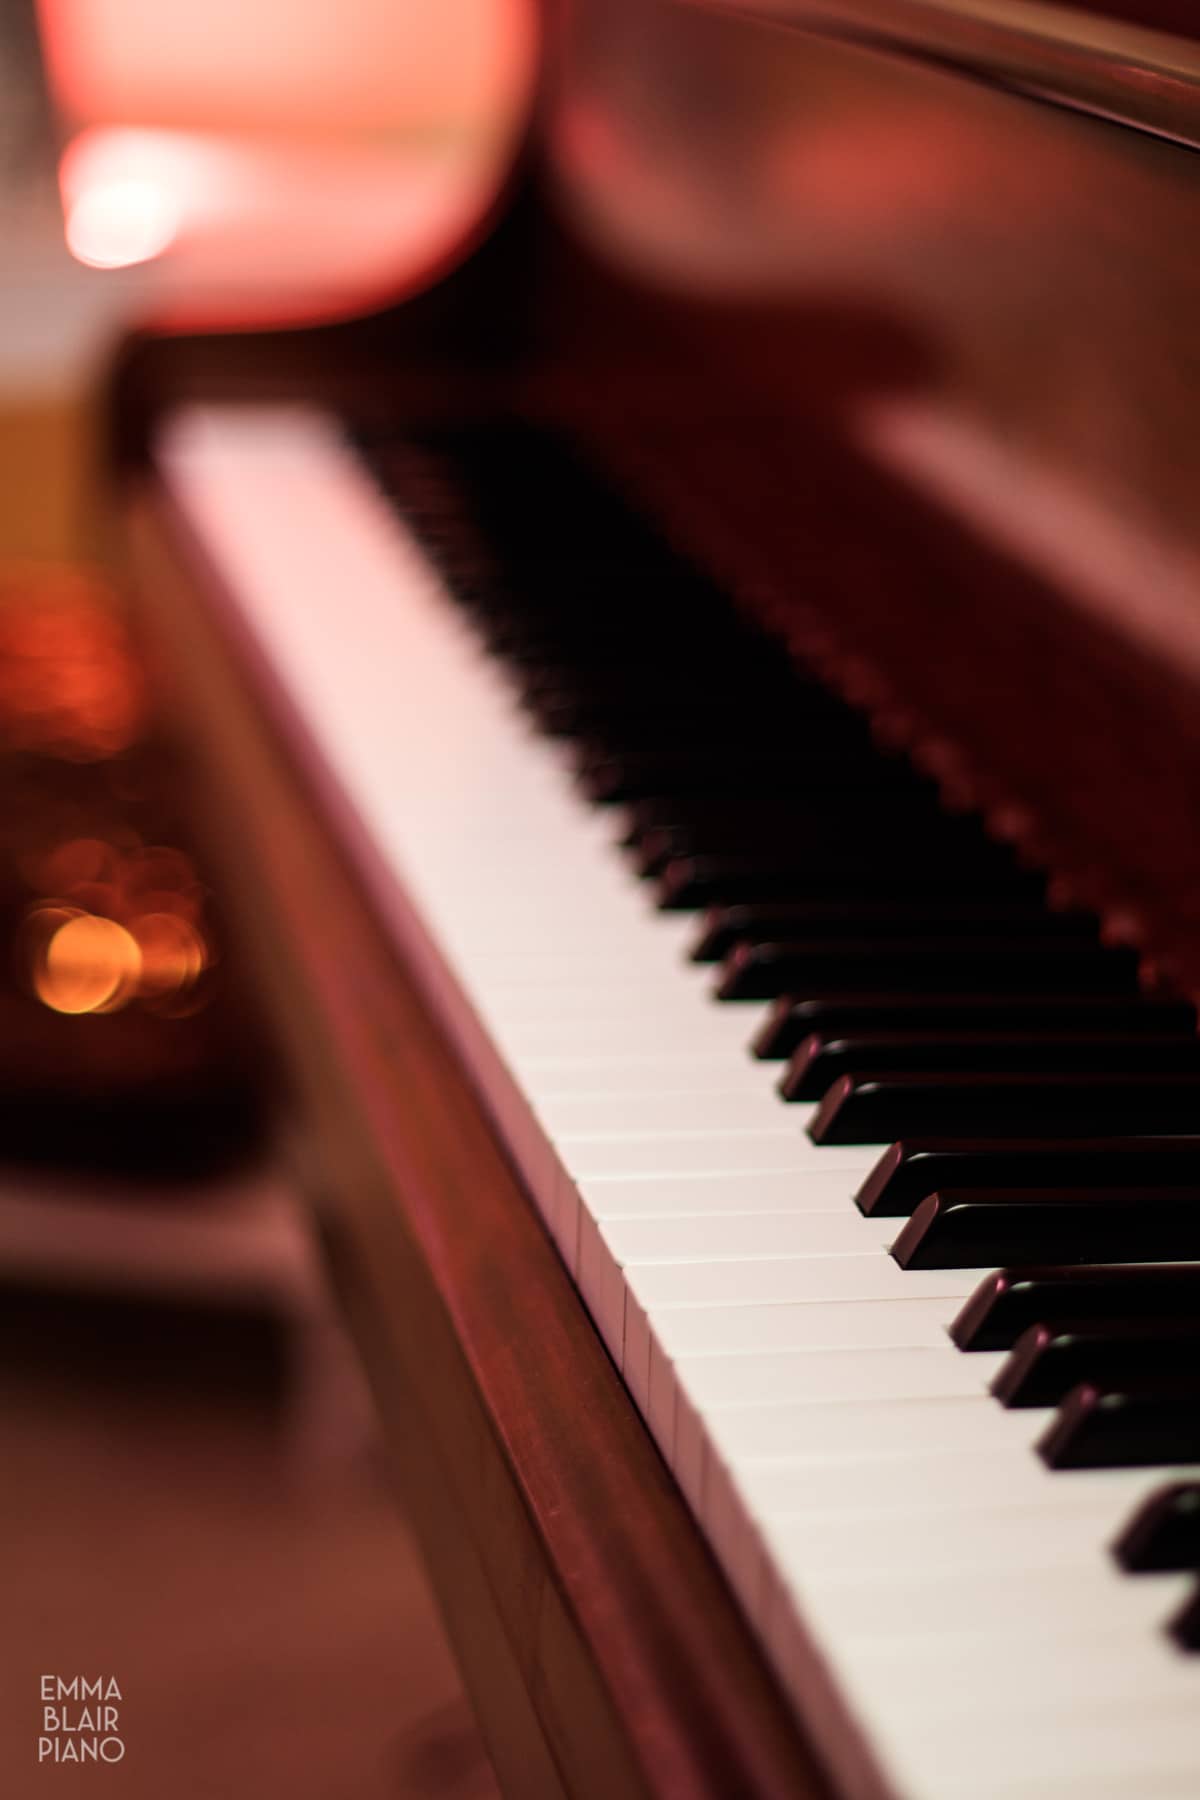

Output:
xmin=158 ymin=406 xmax=1200 ymax=1800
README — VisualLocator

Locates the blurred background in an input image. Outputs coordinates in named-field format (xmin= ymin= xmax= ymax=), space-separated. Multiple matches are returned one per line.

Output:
xmin=0 ymin=3 xmax=531 ymax=1793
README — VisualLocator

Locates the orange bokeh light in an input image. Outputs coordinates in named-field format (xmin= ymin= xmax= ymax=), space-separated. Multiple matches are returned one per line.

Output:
xmin=35 ymin=912 xmax=143 ymax=1014
xmin=21 ymin=841 xmax=212 ymax=1015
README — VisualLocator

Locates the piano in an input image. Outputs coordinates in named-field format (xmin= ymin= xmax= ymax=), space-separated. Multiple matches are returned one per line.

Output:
xmin=108 ymin=0 xmax=1200 ymax=1793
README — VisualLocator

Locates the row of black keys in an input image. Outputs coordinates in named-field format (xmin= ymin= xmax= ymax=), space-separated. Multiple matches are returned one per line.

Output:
xmin=357 ymin=420 xmax=1200 ymax=1650
xmin=947 ymin=1263 xmax=1200 ymax=1647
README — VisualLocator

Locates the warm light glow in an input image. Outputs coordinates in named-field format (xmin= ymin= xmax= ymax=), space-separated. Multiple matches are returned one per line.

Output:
xmin=35 ymin=913 xmax=143 ymax=1014
xmin=27 ymin=837 xmax=119 ymax=893
xmin=65 ymin=174 xmax=179 ymax=268
xmin=38 ymin=0 xmax=538 ymax=327
xmin=53 ymin=119 xmax=526 ymax=327
xmin=38 ymin=0 xmax=533 ymax=137
xmin=58 ymin=126 xmax=220 ymax=273
xmin=129 ymin=912 xmax=207 ymax=995
xmin=0 ymin=570 xmax=148 ymax=759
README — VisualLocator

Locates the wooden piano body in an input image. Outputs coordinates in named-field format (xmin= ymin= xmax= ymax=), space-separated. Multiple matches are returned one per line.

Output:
xmin=112 ymin=2 xmax=1200 ymax=1794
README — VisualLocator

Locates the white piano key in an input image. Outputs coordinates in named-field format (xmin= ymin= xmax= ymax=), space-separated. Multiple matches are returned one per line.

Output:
xmin=581 ymin=1166 xmax=868 ymax=1217
xmin=768 ymin=1500 xmax=1133 ymax=1580
xmin=649 ymin=1295 xmax=955 ymax=1355
xmin=455 ymin=948 xmax=704 ymax=988
xmin=844 ymin=1632 xmax=1200 ymax=1738
xmin=862 ymin=1695 xmax=1200 ymax=1800
xmin=473 ymin=982 xmax=721 ymax=1026
xmin=537 ymin=1089 xmax=814 ymax=1137
xmin=566 ymin=1135 xmax=878 ymax=1179
xmin=490 ymin=1012 xmax=755 ymax=1061
xmin=667 ymin=1353 xmax=1008 ymax=1506
xmin=740 ymin=1451 xmax=1200 ymax=1525
xmin=790 ymin=1557 xmax=1190 ymax=1645
xmin=627 ymin=1253 xmax=975 ymax=1311
xmin=678 ymin=1346 xmax=1004 ymax=1415
xmin=706 ymin=1392 xmax=1044 ymax=1466
xmin=511 ymin=1050 xmax=780 ymax=1098
xmin=579 ymin=1212 xmax=903 ymax=1370
xmin=597 ymin=1211 xmax=895 ymax=1265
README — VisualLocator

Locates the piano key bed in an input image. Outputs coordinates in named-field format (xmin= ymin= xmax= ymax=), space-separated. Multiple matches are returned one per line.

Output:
xmin=152 ymin=406 xmax=1200 ymax=1800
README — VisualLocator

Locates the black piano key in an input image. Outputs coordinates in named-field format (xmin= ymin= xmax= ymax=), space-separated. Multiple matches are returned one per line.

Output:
xmin=522 ymin=666 xmax=808 ymax=724
xmin=993 ymin=1323 xmax=1200 ymax=1407
xmin=518 ymin=626 xmax=791 ymax=676
xmin=580 ymin=750 xmax=922 ymax=806
xmin=780 ymin=1032 xmax=1200 ymax=1102
xmin=691 ymin=903 xmax=1101 ymax=964
xmin=625 ymin=801 xmax=954 ymax=866
xmin=951 ymin=1264 xmax=1200 ymax=1351
xmin=1167 ymin=1587 xmax=1200 ymax=1652
xmin=810 ymin=1073 xmax=1200 ymax=1145
xmin=539 ymin=697 xmax=844 ymax=746
xmin=718 ymin=939 xmax=1141 ymax=1003
xmin=657 ymin=858 xmax=1049 ymax=910
xmin=859 ymin=1135 xmax=1200 ymax=1219
xmin=626 ymin=786 xmax=949 ymax=838
xmin=1037 ymin=1379 xmax=1200 ymax=1469
xmin=1114 ymin=1484 xmax=1200 ymax=1572
xmin=522 ymin=669 xmax=801 ymax=715
xmin=483 ymin=613 xmax=731 ymax=660
xmin=638 ymin=818 xmax=1012 ymax=882
xmin=756 ymin=995 xmax=1193 ymax=1064
xmin=892 ymin=1187 xmax=1200 ymax=1270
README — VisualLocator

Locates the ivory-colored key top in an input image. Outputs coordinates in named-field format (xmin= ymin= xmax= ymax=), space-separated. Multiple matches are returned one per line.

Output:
xmin=491 ymin=1013 xmax=755 ymax=1060
xmin=678 ymin=1345 xmax=1002 ymax=1416
xmin=670 ymin=1358 xmax=1004 ymax=1509
xmin=512 ymin=1051 xmax=776 ymax=1098
xmin=791 ymin=1556 xmax=1191 ymax=1645
xmin=566 ymin=1135 xmax=877 ymax=1180
xmin=847 ymin=1626 xmax=1200 ymax=1719
xmin=476 ymin=983 xmax=727 ymax=1028
xmin=767 ymin=1500 xmax=1127 ymax=1580
xmin=649 ymin=1295 xmax=953 ymax=1357
xmin=579 ymin=1213 xmax=903 ymax=1368
xmin=628 ymin=1254 xmax=975 ymax=1311
xmin=540 ymin=1089 xmax=807 ymax=1137
xmin=596 ymin=1211 xmax=895 ymax=1266
xmin=580 ymin=1167 xmax=870 ymax=1217
xmin=706 ymin=1392 xmax=1043 ymax=1463
xmin=739 ymin=1450 xmax=1200 ymax=1525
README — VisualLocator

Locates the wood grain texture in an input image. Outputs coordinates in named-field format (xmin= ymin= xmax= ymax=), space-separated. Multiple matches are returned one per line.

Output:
xmin=122 ymin=484 xmax=856 ymax=1800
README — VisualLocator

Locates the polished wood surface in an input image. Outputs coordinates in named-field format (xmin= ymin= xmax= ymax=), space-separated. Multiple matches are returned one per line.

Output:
xmin=700 ymin=0 xmax=1200 ymax=141
xmin=123 ymin=485 xmax=849 ymax=1800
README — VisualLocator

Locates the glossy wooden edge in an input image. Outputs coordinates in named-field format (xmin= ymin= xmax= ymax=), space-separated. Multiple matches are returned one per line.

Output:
xmin=698 ymin=0 xmax=1200 ymax=146
xmin=121 ymin=477 xmax=874 ymax=1800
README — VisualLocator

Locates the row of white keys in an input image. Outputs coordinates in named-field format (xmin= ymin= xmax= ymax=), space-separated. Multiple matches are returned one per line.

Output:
xmin=160 ymin=410 xmax=1200 ymax=1800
